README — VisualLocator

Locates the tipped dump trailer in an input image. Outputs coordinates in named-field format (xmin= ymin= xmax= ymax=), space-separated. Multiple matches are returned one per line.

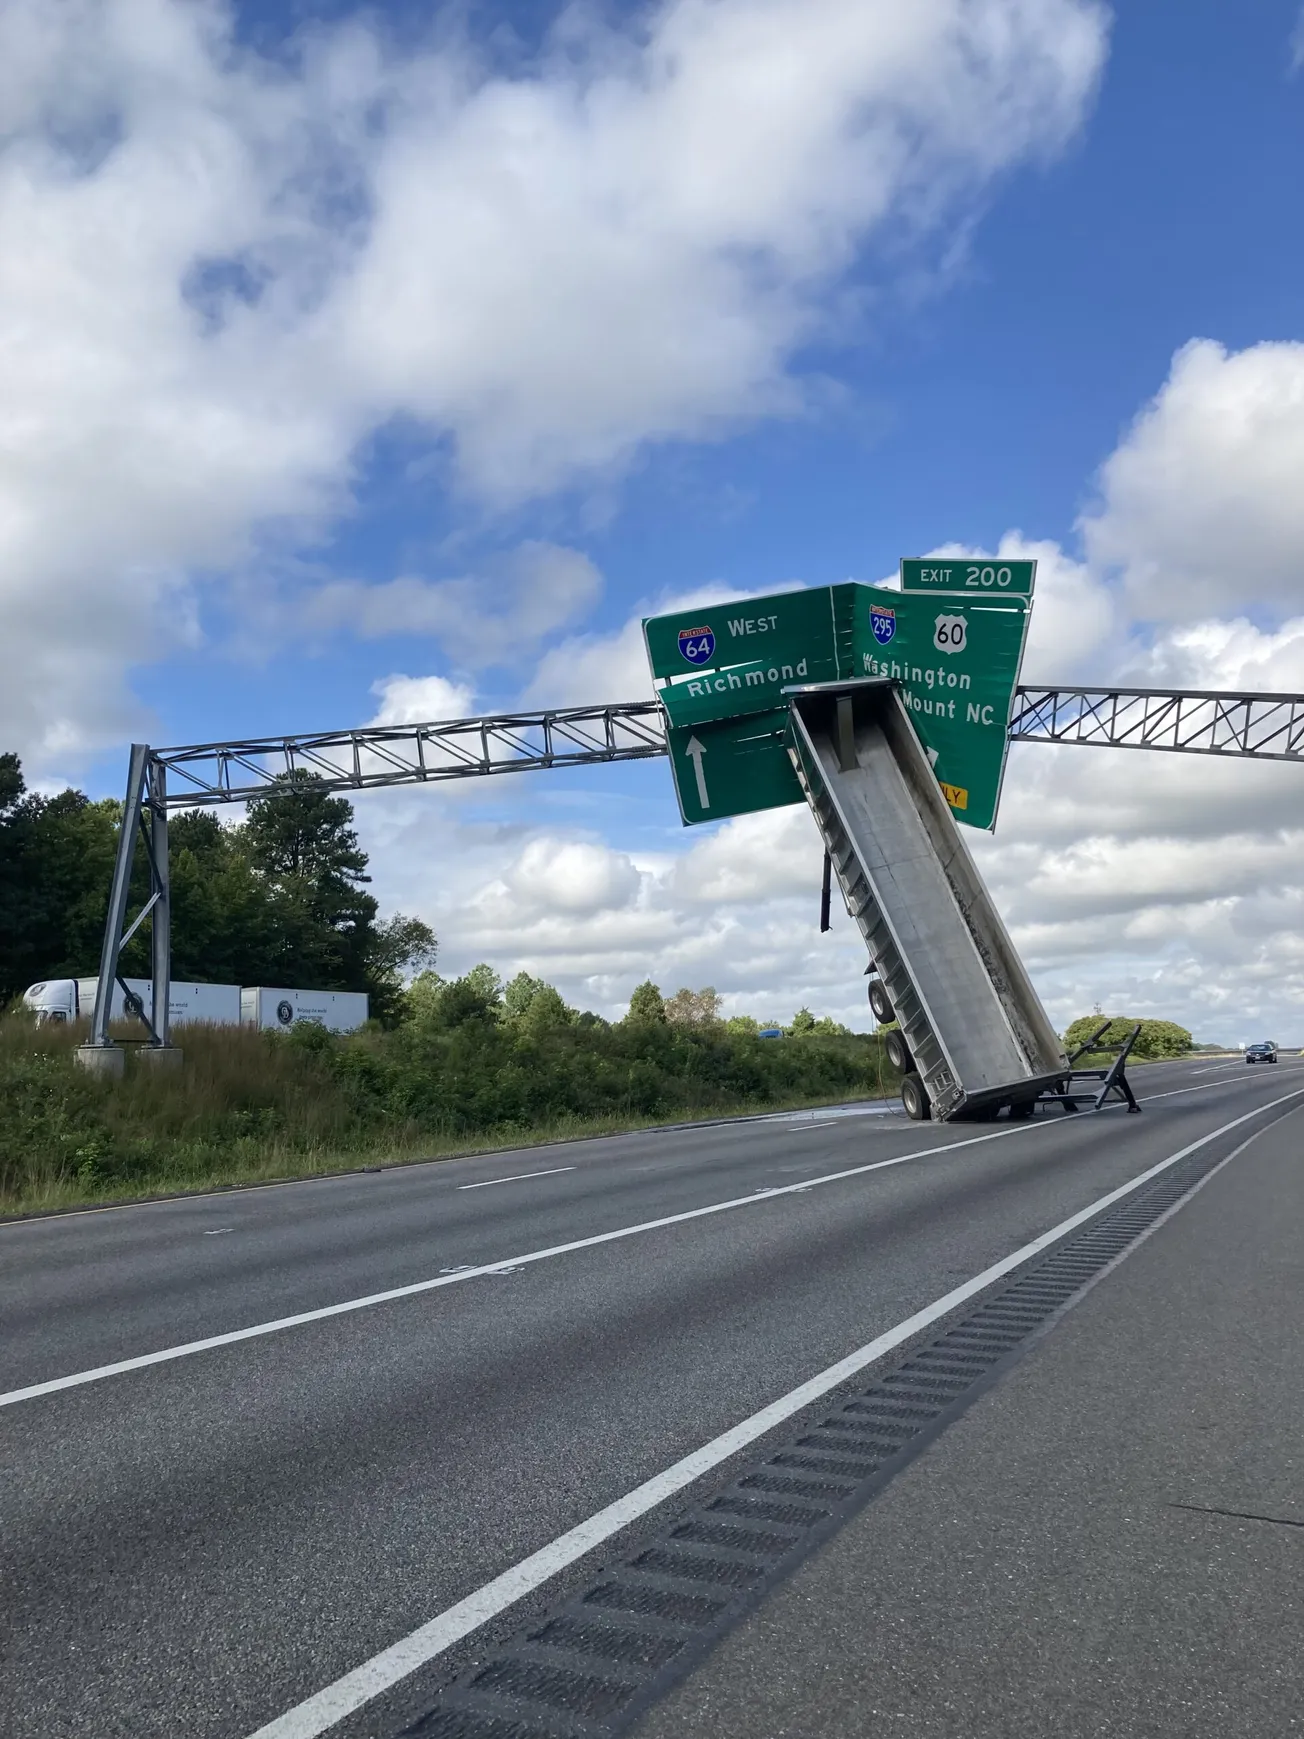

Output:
xmin=785 ymin=679 xmax=1068 ymax=1122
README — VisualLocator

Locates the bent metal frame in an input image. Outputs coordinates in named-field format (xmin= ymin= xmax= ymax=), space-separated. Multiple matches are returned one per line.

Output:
xmin=83 ymin=685 xmax=1304 ymax=1056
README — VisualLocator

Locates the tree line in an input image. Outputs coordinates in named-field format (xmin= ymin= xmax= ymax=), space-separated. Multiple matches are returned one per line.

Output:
xmin=0 ymin=754 xmax=434 ymax=1021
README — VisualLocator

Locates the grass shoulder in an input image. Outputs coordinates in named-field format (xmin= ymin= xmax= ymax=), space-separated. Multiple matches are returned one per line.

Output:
xmin=1 ymin=1016 xmax=897 ymax=1217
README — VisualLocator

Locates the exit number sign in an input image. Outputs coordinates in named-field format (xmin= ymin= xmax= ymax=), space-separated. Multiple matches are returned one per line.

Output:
xmin=900 ymin=558 xmax=1036 ymax=598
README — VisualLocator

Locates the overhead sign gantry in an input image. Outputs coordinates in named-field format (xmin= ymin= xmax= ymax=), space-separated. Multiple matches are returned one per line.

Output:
xmin=76 ymin=554 xmax=1304 ymax=1074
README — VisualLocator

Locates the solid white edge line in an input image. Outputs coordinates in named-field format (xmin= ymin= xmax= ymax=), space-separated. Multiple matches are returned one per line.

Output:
xmin=0 ymin=1119 xmax=1050 ymax=1409
xmin=457 ymin=1167 xmax=576 ymax=1191
xmin=242 ymin=1083 xmax=1304 ymax=1739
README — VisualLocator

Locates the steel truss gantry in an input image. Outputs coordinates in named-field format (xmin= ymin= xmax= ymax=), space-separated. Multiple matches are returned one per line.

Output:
xmin=81 ymin=684 xmax=1304 ymax=1059
xmin=1008 ymin=686 xmax=1304 ymax=762
xmin=153 ymin=702 xmax=669 ymax=809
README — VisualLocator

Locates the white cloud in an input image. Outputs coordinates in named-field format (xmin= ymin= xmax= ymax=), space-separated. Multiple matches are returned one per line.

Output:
xmin=369 ymin=537 xmax=1304 ymax=1044
xmin=355 ymin=792 xmax=871 ymax=1026
xmin=968 ymin=737 xmax=1304 ymax=1040
xmin=0 ymin=0 xmax=1109 ymax=767
xmin=339 ymin=0 xmax=1109 ymax=498
xmin=26 ymin=2 xmax=1304 ymax=1049
xmin=502 ymin=837 xmax=643 ymax=914
xmin=521 ymin=581 xmax=780 ymax=708
xmin=921 ymin=533 xmax=1118 ymax=682
xmin=368 ymin=673 xmax=475 ymax=725
xmin=304 ymin=543 xmax=602 ymax=665
xmin=1121 ymin=615 xmax=1304 ymax=693
xmin=1082 ymin=339 xmax=1304 ymax=622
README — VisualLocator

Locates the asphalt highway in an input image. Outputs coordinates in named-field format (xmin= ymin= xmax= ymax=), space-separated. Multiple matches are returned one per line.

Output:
xmin=3 ymin=1055 xmax=1301 ymax=1739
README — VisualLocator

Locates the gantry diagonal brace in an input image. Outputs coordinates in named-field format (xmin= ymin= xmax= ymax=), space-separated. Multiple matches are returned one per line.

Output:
xmin=87 ymin=746 xmax=171 ymax=1050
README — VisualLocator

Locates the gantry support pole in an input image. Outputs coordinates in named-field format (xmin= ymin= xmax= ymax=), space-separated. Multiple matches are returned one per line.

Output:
xmin=78 ymin=744 xmax=179 ymax=1073
xmin=84 ymin=744 xmax=151 ymax=1057
xmin=148 ymin=756 xmax=171 ymax=1050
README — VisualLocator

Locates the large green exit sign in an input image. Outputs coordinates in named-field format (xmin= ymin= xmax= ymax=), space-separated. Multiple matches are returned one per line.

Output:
xmin=900 ymin=557 xmax=1036 ymax=598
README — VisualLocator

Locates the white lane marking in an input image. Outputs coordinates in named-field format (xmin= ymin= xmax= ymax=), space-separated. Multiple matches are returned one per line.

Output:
xmin=1064 ymin=1110 xmax=1303 ymax=1307
xmin=457 ymin=1167 xmax=576 ymax=1191
xmin=8 ymin=1068 xmax=1298 ymax=1410
xmin=202 ymin=1228 xmax=235 ymax=1236
xmin=241 ymin=1086 xmax=1304 ymax=1739
xmin=0 ymin=1102 xmax=895 ymax=1230
xmin=1139 ymin=1066 xmax=1304 ymax=1105
xmin=0 ymin=1120 xmax=1056 ymax=1410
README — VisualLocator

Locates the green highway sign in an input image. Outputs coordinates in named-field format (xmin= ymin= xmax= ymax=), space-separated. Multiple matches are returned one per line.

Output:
xmin=666 ymin=708 xmax=801 ymax=825
xmin=900 ymin=557 xmax=1036 ymax=598
xmin=854 ymin=587 xmax=1029 ymax=829
xmin=644 ymin=587 xmax=841 ymax=729
xmin=659 ymin=650 xmax=819 ymax=729
xmin=646 ymin=575 xmax=1033 ymax=830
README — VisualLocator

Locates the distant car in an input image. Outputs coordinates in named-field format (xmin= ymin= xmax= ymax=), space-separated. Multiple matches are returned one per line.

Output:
xmin=1245 ymin=1041 xmax=1278 ymax=1064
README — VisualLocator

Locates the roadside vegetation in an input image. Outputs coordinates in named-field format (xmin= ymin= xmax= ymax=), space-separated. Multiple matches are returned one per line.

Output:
xmin=1063 ymin=1015 xmax=1195 ymax=1062
xmin=0 ymin=753 xmax=435 ymax=1020
xmin=0 ymin=974 xmax=894 ymax=1215
xmin=1 ymin=750 xmax=893 ymax=1214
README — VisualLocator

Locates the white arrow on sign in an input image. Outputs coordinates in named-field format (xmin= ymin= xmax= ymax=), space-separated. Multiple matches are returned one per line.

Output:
xmin=685 ymin=734 xmax=710 ymax=808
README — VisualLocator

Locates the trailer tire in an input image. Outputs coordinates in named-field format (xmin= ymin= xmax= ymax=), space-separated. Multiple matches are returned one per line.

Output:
xmin=1008 ymin=1099 xmax=1036 ymax=1120
xmin=884 ymin=1029 xmax=912 ymax=1073
xmin=901 ymin=1073 xmax=931 ymax=1121
xmin=868 ymin=980 xmax=894 ymax=1025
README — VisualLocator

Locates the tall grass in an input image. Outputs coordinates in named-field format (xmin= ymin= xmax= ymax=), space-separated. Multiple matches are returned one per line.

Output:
xmin=0 ymin=1016 xmax=894 ymax=1215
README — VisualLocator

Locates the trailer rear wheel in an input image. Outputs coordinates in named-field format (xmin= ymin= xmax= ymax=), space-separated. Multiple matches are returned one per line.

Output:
xmin=1008 ymin=1098 xmax=1036 ymax=1120
xmin=868 ymin=980 xmax=894 ymax=1024
xmin=901 ymin=1073 xmax=931 ymax=1121
xmin=884 ymin=1029 xmax=912 ymax=1073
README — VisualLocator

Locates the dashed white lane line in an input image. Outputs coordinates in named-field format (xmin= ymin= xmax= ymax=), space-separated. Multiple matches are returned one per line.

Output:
xmin=457 ymin=1167 xmax=576 ymax=1191
xmin=241 ymin=1085 xmax=1304 ymax=1739
xmin=6 ymin=1067 xmax=1298 ymax=1412
xmin=1 ymin=1118 xmax=1055 ymax=1410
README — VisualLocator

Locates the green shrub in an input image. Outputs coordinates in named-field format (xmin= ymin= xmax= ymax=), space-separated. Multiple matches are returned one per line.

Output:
xmin=1063 ymin=1015 xmax=1194 ymax=1060
xmin=0 ymin=1005 xmax=890 ymax=1212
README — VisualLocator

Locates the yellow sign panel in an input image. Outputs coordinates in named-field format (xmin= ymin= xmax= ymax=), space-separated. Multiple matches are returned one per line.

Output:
xmin=941 ymin=781 xmax=969 ymax=811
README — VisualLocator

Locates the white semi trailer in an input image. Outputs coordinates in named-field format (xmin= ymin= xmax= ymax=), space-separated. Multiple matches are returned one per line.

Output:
xmin=21 ymin=978 xmax=368 ymax=1033
xmin=240 ymin=987 xmax=369 ymax=1033
xmin=22 ymin=978 xmax=241 ymax=1027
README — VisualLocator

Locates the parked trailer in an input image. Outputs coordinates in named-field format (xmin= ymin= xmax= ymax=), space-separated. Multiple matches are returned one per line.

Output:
xmin=784 ymin=679 xmax=1068 ymax=1122
xmin=240 ymin=986 xmax=369 ymax=1034
xmin=22 ymin=978 xmax=242 ymax=1028
xmin=21 ymin=979 xmax=367 ymax=1035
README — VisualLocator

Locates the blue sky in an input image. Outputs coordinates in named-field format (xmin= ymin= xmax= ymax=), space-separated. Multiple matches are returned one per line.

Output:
xmin=139 ymin=0 xmax=1302 ymax=750
xmin=5 ymin=0 xmax=1304 ymax=1037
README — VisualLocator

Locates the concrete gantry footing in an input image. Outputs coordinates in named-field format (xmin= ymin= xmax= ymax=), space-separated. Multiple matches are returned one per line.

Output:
xmin=75 ymin=1045 xmax=126 ymax=1079
xmin=136 ymin=1047 xmax=184 ymax=1072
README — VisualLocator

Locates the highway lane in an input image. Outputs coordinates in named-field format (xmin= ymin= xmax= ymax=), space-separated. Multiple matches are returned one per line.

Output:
xmin=2 ymin=1058 xmax=1300 ymax=1739
xmin=1 ymin=1103 xmax=921 ymax=1389
xmin=632 ymin=1086 xmax=1304 ymax=1739
xmin=0 ymin=1057 xmax=1259 ymax=1388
